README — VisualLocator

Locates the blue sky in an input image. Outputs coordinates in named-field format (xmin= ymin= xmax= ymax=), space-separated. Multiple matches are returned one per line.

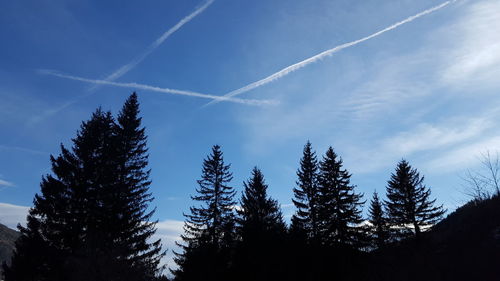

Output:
xmin=1 ymin=0 xmax=500 ymax=268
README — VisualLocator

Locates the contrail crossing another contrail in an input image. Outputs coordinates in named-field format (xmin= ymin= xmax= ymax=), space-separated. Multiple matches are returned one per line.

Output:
xmin=39 ymin=70 xmax=278 ymax=106
xmin=102 ymin=0 xmax=215 ymax=83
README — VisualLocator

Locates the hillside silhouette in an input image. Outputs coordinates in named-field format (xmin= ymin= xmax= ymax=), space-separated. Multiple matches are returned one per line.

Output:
xmin=0 ymin=224 xmax=19 ymax=276
xmin=369 ymin=195 xmax=500 ymax=281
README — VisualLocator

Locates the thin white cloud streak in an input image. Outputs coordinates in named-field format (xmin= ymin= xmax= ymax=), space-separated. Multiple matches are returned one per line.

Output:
xmin=32 ymin=0 xmax=215 ymax=123
xmin=427 ymin=136 xmax=500 ymax=173
xmin=345 ymin=115 xmax=497 ymax=174
xmin=0 ymin=179 xmax=14 ymax=187
xmin=152 ymin=219 xmax=184 ymax=272
xmin=0 ymin=144 xmax=48 ymax=156
xmin=40 ymin=70 xmax=278 ymax=106
xmin=0 ymin=203 xmax=29 ymax=229
xmin=441 ymin=0 xmax=500 ymax=88
xmin=204 ymin=0 xmax=455 ymax=107
xmin=100 ymin=0 xmax=215 ymax=84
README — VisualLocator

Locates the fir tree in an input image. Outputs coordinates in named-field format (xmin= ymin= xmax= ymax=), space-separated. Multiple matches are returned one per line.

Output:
xmin=174 ymin=145 xmax=236 ymax=281
xmin=385 ymin=160 xmax=445 ymax=239
xmin=233 ymin=167 xmax=286 ymax=281
xmin=5 ymin=108 xmax=117 ymax=281
xmin=316 ymin=147 xmax=365 ymax=248
xmin=238 ymin=167 xmax=285 ymax=240
xmin=3 ymin=215 xmax=62 ymax=281
xmin=291 ymin=141 xmax=319 ymax=242
xmin=4 ymin=94 xmax=165 ymax=281
xmin=368 ymin=191 xmax=389 ymax=249
xmin=111 ymin=93 xmax=165 ymax=279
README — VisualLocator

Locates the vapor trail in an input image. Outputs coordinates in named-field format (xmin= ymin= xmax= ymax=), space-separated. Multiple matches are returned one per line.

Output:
xmin=31 ymin=0 xmax=215 ymax=125
xmin=39 ymin=70 xmax=277 ymax=106
xmin=102 ymin=0 xmax=215 ymax=83
xmin=0 ymin=145 xmax=48 ymax=156
xmin=204 ymin=0 xmax=454 ymax=107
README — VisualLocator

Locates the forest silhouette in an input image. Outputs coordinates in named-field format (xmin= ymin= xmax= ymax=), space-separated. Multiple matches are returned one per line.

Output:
xmin=2 ymin=93 xmax=499 ymax=281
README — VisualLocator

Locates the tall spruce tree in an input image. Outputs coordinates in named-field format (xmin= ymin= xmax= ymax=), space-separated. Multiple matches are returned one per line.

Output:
xmin=385 ymin=160 xmax=445 ymax=239
xmin=112 ymin=93 xmax=165 ymax=279
xmin=368 ymin=191 xmax=389 ymax=249
xmin=4 ymin=108 xmax=117 ymax=281
xmin=233 ymin=167 xmax=286 ymax=281
xmin=4 ymin=94 xmax=165 ymax=281
xmin=316 ymin=147 xmax=365 ymax=248
xmin=291 ymin=141 xmax=319 ymax=242
xmin=173 ymin=145 xmax=236 ymax=281
xmin=238 ymin=167 xmax=285 ymax=240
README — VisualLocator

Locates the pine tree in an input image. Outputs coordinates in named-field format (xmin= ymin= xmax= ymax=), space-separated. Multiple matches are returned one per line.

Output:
xmin=233 ymin=167 xmax=286 ymax=281
xmin=316 ymin=147 xmax=364 ymax=248
xmin=291 ymin=141 xmax=319 ymax=242
xmin=385 ymin=160 xmax=445 ymax=239
xmin=368 ymin=191 xmax=389 ymax=249
xmin=173 ymin=145 xmax=236 ymax=281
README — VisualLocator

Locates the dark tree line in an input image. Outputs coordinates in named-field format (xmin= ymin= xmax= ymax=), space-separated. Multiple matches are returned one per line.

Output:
xmin=173 ymin=142 xmax=445 ymax=281
xmin=2 ymin=93 xmax=446 ymax=281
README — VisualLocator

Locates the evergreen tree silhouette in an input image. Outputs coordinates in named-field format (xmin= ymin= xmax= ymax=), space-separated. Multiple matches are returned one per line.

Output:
xmin=173 ymin=145 xmax=236 ymax=281
xmin=238 ymin=167 xmax=285 ymax=240
xmin=5 ymin=108 xmax=117 ymax=281
xmin=4 ymin=94 xmax=165 ymax=281
xmin=233 ymin=167 xmax=286 ymax=281
xmin=385 ymin=160 xmax=445 ymax=240
xmin=3 ymin=215 xmax=62 ymax=281
xmin=368 ymin=191 xmax=389 ymax=249
xmin=317 ymin=147 xmax=365 ymax=248
xmin=291 ymin=141 xmax=320 ymax=242
xmin=111 ymin=93 xmax=165 ymax=279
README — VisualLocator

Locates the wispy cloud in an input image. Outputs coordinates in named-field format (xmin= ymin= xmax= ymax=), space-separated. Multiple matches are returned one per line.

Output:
xmin=0 ymin=202 xmax=30 ymax=229
xmin=0 ymin=179 xmax=14 ymax=187
xmin=204 ymin=0 xmax=455 ymax=107
xmin=153 ymin=219 xmax=184 ymax=271
xmin=427 ymin=136 xmax=500 ymax=173
xmin=40 ymin=70 xmax=278 ymax=106
xmin=441 ymin=0 xmax=500 ymax=89
xmin=345 ymin=114 xmax=498 ymax=174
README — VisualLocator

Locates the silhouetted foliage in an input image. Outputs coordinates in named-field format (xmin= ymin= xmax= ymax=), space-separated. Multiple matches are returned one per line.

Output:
xmin=238 ymin=167 xmax=286 ymax=239
xmin=4 ymin=93 xmax=165 ymax=281
xmin=316 ymin=147 xmax=365 ymax=248
xmin=4 ymin=92 xmax=499 ymax=281
xmin=111 ymin=93 xmax=165 ymax=278
xmin=368 ymin=191 xmax=389 ymax=249
xmin=232 ymin=167 xmax=286 ymax=281
xmin=291 ymin=141 xmax=320 ymax=243
xmin=385 ymin=160 xmax=445 ymax=240
xmin=173 ymin=145 xmax=236 ymax=281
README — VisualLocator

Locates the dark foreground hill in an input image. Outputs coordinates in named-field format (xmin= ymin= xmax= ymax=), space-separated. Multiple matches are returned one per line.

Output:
xmin=370 ymin=195 xmax=500 ymax=281
xmin=0 ymin=224 xmax=19 ymax=276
